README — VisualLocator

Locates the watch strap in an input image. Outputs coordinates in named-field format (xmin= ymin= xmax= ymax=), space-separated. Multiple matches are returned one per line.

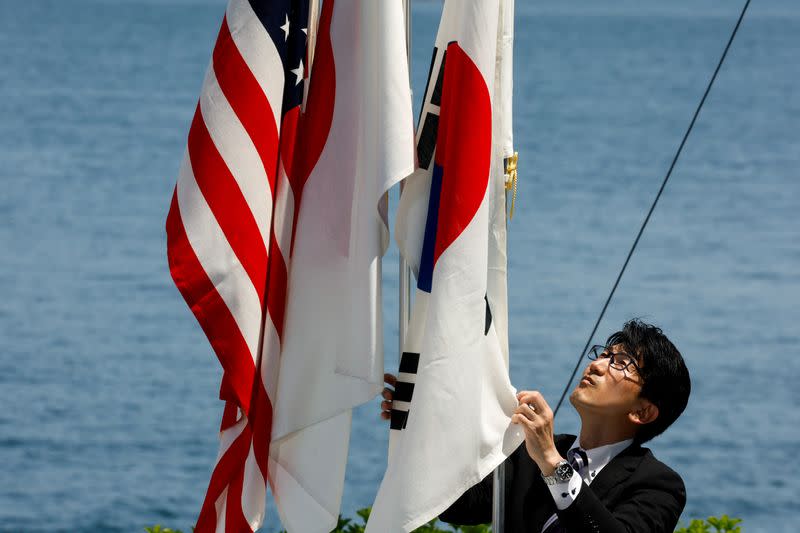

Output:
xmin=541 ymin=460 xmax=573 ymax=485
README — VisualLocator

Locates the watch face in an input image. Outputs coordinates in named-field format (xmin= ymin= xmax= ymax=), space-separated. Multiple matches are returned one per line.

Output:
xmin=555 ymin=462 xmax=574 ymax=481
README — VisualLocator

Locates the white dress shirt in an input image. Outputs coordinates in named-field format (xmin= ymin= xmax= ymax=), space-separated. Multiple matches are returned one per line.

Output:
xmin=547 ymin=437 xmax=634 ymax=510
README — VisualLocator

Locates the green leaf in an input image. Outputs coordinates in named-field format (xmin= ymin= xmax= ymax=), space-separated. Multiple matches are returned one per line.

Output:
xmin=673 ymin=516 xmax=743 ymax=533
xmin=144 ymin=510 xmax=743 ymax=533
xmin=457 ymin=524 xmax=492 ymax=533
xmin=356 ymin=507 xmax=372 ymax=524
xmin=688 ymin=518 xmax=710 ymax=533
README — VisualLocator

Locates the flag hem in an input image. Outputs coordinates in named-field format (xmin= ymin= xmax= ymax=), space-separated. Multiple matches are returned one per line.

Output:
xmin=401 ymin=429 xmax=522 ymax=532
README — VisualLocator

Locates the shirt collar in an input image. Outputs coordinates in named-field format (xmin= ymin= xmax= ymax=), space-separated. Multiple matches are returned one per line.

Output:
xmin=570 ymin=437 xmax=634 ymax=472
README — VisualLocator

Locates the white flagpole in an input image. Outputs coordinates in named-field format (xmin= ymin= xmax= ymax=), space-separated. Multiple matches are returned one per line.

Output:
xmin=493 ymin=462 xmax=505 ymax=532
xmin=399 ymin=0 xmax=412 ymax=359
xmin=493 ymin=155 xmax=518 ymax=531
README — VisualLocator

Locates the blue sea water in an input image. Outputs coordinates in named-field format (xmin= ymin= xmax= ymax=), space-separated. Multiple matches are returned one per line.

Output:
xmin=1 ymin=0 xmax=798 ymax=531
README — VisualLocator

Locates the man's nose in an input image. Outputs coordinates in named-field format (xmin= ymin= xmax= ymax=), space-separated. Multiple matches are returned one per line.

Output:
xmin=587 ymin=358 xmax=607 ymax=374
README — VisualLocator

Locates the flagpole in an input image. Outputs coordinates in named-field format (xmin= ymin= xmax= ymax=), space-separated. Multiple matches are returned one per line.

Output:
xmin=492 ymin=155 xmax=512 ymax=530
xmin=493 ymin=154 xmax=516 ymax=533
xmin=399 ymin=0 xmax=412 ymax=359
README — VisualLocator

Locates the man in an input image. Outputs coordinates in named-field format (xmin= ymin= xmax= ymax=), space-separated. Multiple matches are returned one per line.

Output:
xmin=380 ymin=319 xmax=691 ymax=532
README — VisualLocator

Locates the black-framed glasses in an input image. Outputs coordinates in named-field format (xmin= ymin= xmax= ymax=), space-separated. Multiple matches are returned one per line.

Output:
xmin=586 ymin=345 xmax=642 ymax=375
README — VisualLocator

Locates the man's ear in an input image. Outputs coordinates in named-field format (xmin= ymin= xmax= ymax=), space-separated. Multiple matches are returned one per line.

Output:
xmin=628 ymin=399 xmax=659 ymax=426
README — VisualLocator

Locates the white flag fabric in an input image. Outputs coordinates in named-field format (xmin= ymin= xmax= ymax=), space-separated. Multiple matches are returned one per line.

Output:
xmin=167 ymin=0 xmax=413 ymax=530
xmin=167 ymin=0 xmax=324 ymax=529
xmin=268 ymin=1 xmax=415 ymax=532
xmin=367 ymin=1 xmax=521 ymax=531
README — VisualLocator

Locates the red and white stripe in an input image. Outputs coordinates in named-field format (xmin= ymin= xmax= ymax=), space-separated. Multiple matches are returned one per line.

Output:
xmin=167 ymin=0 xmax=413 ymax=529
xmin=166 ymin=0 xmax=308 ymax=530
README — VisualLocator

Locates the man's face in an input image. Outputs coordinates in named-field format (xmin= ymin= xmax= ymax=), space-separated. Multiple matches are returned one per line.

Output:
xmin=569 ymin=343 xmax=646 ymax=418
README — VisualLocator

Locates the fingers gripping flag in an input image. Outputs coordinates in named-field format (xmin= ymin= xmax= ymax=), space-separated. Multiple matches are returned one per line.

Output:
xmin=367 ymin=1 xmax=522 ymax=531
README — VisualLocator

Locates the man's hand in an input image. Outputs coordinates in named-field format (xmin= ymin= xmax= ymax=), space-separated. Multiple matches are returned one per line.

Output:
xmin=511 ymin=390 xmax=564 ymax=475
xmin=380 ymin=373 xmax=397 ymax=420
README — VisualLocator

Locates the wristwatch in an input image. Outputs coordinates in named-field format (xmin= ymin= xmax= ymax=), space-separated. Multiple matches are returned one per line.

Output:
xmin=541 ymin=460 xmax=574 ymax=485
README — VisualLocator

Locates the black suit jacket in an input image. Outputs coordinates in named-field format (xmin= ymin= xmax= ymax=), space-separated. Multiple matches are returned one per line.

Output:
xmin=439 ymin=434 xmax=686 ymax=533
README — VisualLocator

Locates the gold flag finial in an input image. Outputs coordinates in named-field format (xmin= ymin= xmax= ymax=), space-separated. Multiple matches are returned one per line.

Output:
xmin=504 ymin=152 xmax=518 ymax=221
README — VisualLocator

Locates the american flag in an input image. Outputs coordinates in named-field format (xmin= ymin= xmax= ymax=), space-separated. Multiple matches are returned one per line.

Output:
xmin=166 ymin=0 xmax=331 ymax=529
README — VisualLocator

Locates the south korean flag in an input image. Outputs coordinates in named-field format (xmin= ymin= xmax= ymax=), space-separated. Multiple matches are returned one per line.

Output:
xmin=367 ymin=1 xmax=521 ymax=531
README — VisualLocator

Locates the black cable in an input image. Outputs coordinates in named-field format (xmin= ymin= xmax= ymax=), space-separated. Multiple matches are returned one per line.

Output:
xmin=552 ymin=0 xmax=753 ymax=418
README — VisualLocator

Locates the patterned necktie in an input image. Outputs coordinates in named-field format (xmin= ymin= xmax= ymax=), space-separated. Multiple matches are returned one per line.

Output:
xmin=540 ymin=448 xmax=589 ymax=533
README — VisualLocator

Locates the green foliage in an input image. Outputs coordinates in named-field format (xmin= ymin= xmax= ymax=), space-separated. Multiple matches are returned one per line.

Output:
xmin=145 ymin=526 xmax=185 ymax=533
xmin=450 ymin=525 xmax=492 ymax=533
xmin=149 ymin=510 xmax=740 ymax=533
xmin=276 ymin=506 xmax=481 ymax=532
xmin=675 ymin=515 xmax=743 ymax=533
xmin=675 ymin=518 xmax=712 ymax=533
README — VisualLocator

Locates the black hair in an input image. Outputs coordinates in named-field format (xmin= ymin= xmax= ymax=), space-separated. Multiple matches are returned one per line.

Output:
xmin=605 ymin=319 xmax=691 ymax=445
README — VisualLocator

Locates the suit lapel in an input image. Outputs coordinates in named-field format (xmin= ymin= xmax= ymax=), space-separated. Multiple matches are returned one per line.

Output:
xmin=517 ymin=435 xmax=649 ymax=530
xmin=587 ymin=443 xmax=647 ymax=501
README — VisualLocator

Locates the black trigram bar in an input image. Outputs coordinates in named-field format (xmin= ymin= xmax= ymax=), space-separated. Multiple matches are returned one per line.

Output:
xmin=390 ymin=409 xmax=409 ymax=431
xmin=417 ymin=113 xmax=439 ymax=171
xmin=417 ymin=46 xmax=438 ymax=126
xmin=394 ymin=381 xmax=415 ymax=403
xmin=416 ymin=48 xmax=448 ymax=171
xmin=484 ymin=294 xmax=493 ymax=336
xmin=398 ymin=351 xmax=420 ymax=374
xmin=390 ymin=351 xmax=421 ymax=431
xmin=430 ymin=49 xmax=447 ymax=107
